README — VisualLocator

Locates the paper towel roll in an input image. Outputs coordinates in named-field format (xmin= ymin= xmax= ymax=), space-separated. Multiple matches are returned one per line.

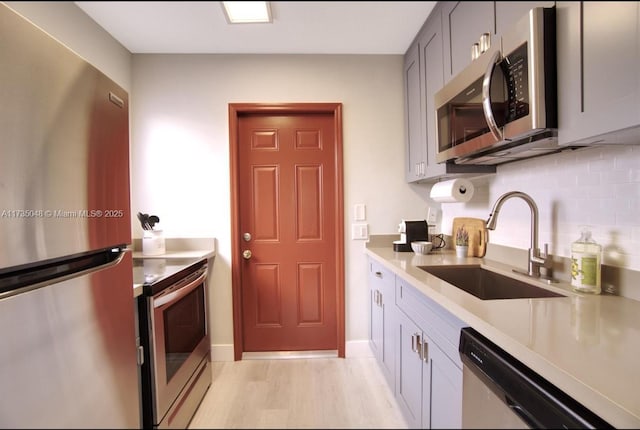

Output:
xmin=430 ymin=179 xmax=475 ymax=203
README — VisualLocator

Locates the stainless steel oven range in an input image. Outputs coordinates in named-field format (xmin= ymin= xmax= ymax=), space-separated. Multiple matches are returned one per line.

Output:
xmin=135 ymin=257 xmax=211 ymax=429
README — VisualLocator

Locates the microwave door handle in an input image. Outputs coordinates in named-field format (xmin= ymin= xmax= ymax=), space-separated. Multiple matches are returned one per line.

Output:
xmin=482 ymin=49 xmax=503 ymax=142
xmin=153 ymin=270 xmax=206 ymax=309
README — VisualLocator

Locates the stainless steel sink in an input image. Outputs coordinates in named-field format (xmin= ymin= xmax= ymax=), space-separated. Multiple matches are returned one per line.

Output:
xmin=418 ymin=265 xmax=566 ymax=300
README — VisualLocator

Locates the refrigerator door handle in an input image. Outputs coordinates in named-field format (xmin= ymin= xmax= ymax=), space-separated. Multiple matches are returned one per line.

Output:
xmin=0 ymin=247 xmax=128 ymax=299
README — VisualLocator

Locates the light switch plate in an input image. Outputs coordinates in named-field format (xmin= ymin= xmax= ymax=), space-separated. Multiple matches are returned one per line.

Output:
xmin=427 ymin=207 xmax=439 ymax=224
xmin=354 ymin=204 xmax=366 ymax=221
xmin=351 ymin=223 xmax=369 ymax=240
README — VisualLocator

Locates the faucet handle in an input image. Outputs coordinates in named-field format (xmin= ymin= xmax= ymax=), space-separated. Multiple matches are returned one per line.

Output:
xmin=540 ymin=243 xmax=555 ymax=270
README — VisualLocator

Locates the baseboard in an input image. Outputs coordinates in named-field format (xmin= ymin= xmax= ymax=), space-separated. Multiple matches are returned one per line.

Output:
xmin=345 ymin=340 xmax=374 ymax=358
xmin=210 ymin=343 xmax=235 ymax=362
xmin=211 ymin=340 xmax=374 ymax=361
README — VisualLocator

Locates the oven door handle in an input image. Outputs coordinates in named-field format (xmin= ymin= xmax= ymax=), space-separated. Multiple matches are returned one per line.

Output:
xmin=482 ymin=49 xmax=504 ymax=142
xmin=153 ymin=270 xmax=206 ymax=309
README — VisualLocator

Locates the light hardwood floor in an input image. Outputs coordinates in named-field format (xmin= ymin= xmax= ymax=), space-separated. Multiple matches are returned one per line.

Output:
xmin=188 ymin=357 xmax=408 ymax=429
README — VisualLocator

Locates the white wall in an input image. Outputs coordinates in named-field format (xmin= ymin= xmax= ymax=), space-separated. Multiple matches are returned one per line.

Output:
xmin=130 ymin=54 xmax=430 ymax=357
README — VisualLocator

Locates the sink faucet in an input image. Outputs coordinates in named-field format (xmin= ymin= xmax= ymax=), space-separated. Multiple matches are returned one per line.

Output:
xmin=486 ymin=191 xmax=554 ymax=281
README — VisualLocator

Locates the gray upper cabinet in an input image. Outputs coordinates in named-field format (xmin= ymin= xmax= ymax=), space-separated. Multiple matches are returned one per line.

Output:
xmin=404 ymin=5 xmax=446 ymax=182
xmin=403 ymin=41 xmax=424 ymax=182
xmin=495 ymin=1 xmax=556 ymax=37
xmin=404 ymin=5 xmax=495 ymax=183
xmin=557 ymin=1 xmax=640 ymax=145
xmin=442 ymin=1 xmax=556 ymax=83
xmin=441 ymin=1 xmax=494 ymax=83
xmin=419 ymin=8 xmax=448 ymax=181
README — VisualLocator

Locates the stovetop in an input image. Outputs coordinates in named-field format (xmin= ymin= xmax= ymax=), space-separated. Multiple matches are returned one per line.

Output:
xmin=132 ymin=257 xmax=206 ymax=292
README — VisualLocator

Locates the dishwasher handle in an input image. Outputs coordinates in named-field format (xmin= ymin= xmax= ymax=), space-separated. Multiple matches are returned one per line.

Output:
xmin=504 ymin=395 xmax=536 ymax=428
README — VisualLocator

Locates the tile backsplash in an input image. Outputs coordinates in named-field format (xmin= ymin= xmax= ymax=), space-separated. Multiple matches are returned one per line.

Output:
xmin=440 ymin=144 xmax=640 ymax=276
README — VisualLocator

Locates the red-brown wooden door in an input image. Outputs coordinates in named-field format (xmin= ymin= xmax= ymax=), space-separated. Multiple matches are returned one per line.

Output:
xmin=230 ymin=103 xmax=344 ymax=359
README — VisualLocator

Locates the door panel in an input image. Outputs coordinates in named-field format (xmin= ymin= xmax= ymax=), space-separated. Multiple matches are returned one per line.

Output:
xmin=236 ymin=110 xmax=341 ymax=353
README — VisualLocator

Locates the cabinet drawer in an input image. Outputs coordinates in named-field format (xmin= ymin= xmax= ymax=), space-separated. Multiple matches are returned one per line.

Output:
xmin=369 ymin=260 xmax=394 ymax=288
xmin=395 ymin=275 xmax=467 ymax=367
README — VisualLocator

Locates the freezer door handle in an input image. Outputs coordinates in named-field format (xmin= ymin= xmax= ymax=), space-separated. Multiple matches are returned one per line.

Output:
xmin=0 ymin=247 xmax=127 ymax=299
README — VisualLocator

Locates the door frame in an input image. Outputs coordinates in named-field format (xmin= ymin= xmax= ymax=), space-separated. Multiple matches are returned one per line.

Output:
xmin=228 ymin=102 xmax=345 ymax=360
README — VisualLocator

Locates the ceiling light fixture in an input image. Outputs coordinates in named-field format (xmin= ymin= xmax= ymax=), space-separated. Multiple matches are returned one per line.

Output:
xmin=222 ymin=1 xmax=272 ymax=24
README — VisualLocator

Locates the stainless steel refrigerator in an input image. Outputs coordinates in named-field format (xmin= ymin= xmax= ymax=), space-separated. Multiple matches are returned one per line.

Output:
xmin=0 ymin=4 xmax=141 ymax=428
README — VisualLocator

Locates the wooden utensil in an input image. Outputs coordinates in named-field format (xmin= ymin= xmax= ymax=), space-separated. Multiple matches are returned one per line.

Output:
xmin=452 ymin=217 xmax=488 ymax=257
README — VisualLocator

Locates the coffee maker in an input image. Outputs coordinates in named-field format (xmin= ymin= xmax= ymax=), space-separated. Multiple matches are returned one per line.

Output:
xmin=393 ymin=220 xmax=429 ymax=252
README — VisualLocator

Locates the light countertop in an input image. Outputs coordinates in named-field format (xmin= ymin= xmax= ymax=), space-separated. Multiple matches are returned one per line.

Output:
xmin=365 ymin=241 xmax=640 ymax=429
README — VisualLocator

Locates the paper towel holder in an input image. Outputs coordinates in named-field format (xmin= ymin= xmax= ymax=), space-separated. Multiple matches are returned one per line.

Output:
xmin=430 ymin=178 xmax=475 ymax=203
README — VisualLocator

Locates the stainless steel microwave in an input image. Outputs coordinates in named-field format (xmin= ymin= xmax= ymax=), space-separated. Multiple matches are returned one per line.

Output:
xmin=434 ymin=7 xmax=563 ymax=165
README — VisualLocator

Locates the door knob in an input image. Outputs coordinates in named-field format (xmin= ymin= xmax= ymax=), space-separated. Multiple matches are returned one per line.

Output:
xmin=242 ymin=250 xmax=252 ymax=260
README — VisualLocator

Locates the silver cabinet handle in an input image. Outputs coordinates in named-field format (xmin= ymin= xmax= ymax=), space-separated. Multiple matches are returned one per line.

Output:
xmin=374 ymin=290 xmax=383 ymax=306
xmin=411 ymin=332 xmax=421 ymax=354
xmin=421 ymin=339 xmax=429 ymax=362
xmin=242 ymin=249 xmax=252 ymax=260
xmin=375 ymin=271 xmax=383 ymax=278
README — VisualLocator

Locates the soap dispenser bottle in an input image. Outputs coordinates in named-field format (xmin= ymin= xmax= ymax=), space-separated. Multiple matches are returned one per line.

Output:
xmin=570 ymin=226 xmax=602 ymax=294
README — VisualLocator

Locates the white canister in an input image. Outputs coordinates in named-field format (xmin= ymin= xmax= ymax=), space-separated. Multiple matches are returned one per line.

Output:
xmin=142 ymin=230 xmax=166 ymax=256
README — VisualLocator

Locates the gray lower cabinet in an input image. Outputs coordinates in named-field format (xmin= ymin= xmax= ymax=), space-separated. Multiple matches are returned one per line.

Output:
xmin=557 ymin=1 xmax=640 ymax=145
xmin=394 ymin=276 xmax=465 ymax=429
xmin=367 ymin=259 xmax=466 ymax=429
xmin=368 ymin=258 xmax=395 ymax=391
xmin=396 ymin=310 xmax=463 ymax=429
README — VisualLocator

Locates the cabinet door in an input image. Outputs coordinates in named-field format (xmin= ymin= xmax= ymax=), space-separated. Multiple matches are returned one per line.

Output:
xmin=419 ymin=7 xmax=447 ymax=180
xmin=404 ymin=41 xmax=425 ymax=183
xmin=380 ymin=271 xmax=396 ymax=391
xmin=429 ymin=342 xmax=463 ymax=429
xmin=396 ymin=310 xmax=428 ymax=429
xmin=495 ymin=1 xmax=556 ymax=38
xmin=369 ymin=259 xmax=395 ymax=390
xmin=442 ymin=1 xmax=494 ymax=82
xmin=369 ymin=281 xmax=383 ymax=360
xmin=557 ymin=1 xmax=640 ymax=145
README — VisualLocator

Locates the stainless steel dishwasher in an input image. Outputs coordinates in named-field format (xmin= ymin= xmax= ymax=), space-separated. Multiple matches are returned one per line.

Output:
xmin=458 ymin=327 xmax=613 ymax=429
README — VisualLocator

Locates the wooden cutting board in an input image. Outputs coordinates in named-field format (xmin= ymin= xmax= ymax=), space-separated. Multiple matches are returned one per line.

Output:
xmin=452 ymin=217 xmax=488 ymax=257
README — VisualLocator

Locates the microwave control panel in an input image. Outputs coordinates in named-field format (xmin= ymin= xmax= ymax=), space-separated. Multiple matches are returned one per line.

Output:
xmin=503 ymin=43 xmax=529 ymax=122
